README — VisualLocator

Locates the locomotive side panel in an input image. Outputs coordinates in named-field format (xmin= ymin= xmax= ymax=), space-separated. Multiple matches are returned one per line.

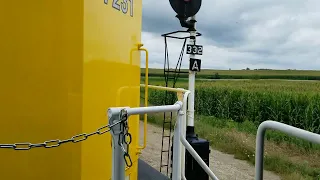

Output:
xmin=82 ymin=0 xmax=142 ymax=179
xmin=0 ymin=1 xmax=83 ymax=180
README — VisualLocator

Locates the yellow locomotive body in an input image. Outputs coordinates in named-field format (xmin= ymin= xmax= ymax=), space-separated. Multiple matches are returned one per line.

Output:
xmin=0 ymin=0 xmax=142 ymax=179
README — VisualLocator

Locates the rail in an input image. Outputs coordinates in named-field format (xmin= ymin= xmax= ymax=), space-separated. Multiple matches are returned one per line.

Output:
xmin=131 ymin=44 xmax=149 ymax=151
xmin=109 ymin=85 xmax=191 ymax=180
xmin=171 ymin=99 xmax=219 ymax=180
xmin=110 ymin=85 xmax=221 ymax=180
xmin=2 ymin=84 xmax=318 ymax=180
xmin=108 ymin=102 xmax=183 ymax=180
xmin=140 ymin=84 xmax=189 ymax=175
xmin=152 ymin=85 xmax=320 ymax=180
xmin=171 ymin=112 xmax=320 ymax=180
xmin=254 ymin=120 xmax=320 ymax=180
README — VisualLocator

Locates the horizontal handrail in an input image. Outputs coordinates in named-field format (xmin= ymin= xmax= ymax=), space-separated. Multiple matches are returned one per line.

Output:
xmin=108 ymin=101 xmax=184 ymax=180
xmin=171 ymin=92 xmax=219 ymax=180
xmin=141 ymin=84 xmax=190 ymax=178
xmin=140 ymin=84 xmax=188 ymax=93
xmin=109 ymin=102 xmax=183 ymax=117
xmin=255 ymin=120 xmax=320 ymax=180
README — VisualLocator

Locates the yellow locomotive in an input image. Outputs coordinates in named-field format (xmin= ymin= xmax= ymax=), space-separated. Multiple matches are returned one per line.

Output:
xmin=2 ymin=1 xmax=318 ymax=180
xmin=0 ymin=0 xmax=143 ymax=179
xmin=0 ymin=0 xmax=199 ymax=179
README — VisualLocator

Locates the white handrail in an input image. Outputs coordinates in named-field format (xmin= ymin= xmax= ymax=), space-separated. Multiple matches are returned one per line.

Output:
xmin=171 ymin=103 xmax=219 ymax=180
xmin=108 ymin=85 xmax=220 ymax=180
xmin=181 ymin=90 xmax=190 ymax=178
xmin=180 ymin=135 xmax=219 ymax=180
xmin=255 ymin=120 xmax=320 ymax=180
xmin=134 ymin=84 xmax=320 ymax=180
xmin=140 ymin=84 xmax=190 ymax=177
xmin=108 ymin=102 xmax=184 ymax=180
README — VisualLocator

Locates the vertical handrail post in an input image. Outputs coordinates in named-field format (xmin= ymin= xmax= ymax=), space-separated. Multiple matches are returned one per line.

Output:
xmin=172 ymin=109 xmax=184 ymax=180
xmin=180 ymin=90 xmax=190 ymax=178
xmin=255 ymin=120 xmax=320 ymax=180
xmin=109 ymin=109 xmax=126 ymax=180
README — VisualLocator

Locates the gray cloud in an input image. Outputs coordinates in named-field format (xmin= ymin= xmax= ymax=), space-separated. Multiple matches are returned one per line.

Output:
xmin=141 ymin=0 xmax=320 ymax=70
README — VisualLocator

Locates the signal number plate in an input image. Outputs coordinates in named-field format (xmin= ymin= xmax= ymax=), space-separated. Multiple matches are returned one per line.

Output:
xmin=186 ymin=44 xmax=203 ymax=55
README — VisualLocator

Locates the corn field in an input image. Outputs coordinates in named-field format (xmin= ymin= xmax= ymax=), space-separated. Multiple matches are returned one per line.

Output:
xmin=145 ymin=79 xmax=320 ymax=134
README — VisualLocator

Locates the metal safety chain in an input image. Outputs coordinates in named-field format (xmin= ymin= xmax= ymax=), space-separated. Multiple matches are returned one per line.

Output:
xmin=0 ymin=109 xmax=131 ymax=163
xmin=117 ymin=109 xmax=133 ymax=167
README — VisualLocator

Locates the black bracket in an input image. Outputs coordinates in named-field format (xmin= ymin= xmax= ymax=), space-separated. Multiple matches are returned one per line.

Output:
xmin=161 ymin=30 xmax=202 ymax=40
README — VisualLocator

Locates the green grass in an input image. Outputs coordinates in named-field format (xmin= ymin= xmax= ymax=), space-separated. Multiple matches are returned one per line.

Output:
xmin=146 ymin=113 xmax=320 ymax=180
xmin=145 ymin=77 xmax=320 ymax=136
xmin=141 ymin=76 xmax=320 ymax=179
xmin=141 ymin=68 xmax=320 ymax=80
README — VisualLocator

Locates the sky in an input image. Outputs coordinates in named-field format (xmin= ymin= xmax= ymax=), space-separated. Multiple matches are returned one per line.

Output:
xmin=140 ymin=0 xmax=320 ymax=70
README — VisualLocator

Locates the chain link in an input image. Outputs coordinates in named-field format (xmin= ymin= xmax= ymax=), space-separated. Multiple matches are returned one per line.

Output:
xmin=118 ymin=109 xmax=133 ymax=167
xmin=0 ymin=108 xmax=133 ymax=168
xmin=0 ymin=111 xmax=127 ymax=151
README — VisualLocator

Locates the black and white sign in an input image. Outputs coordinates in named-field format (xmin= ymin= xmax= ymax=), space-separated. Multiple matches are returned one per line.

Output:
xmin=186 ymin=44 xmax=203 ymax=55
xmin=189 ymin=58 xmax=201 ymax=72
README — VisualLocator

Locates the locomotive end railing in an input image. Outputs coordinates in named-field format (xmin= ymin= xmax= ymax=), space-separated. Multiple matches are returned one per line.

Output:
xmin=108 ymin=85 xmax=320 ymax=180
xmin=255 ymin=120 xmax=320 ymax=180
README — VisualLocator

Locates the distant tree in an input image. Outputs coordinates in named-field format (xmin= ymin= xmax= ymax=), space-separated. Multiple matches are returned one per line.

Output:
xmin=214 ymin=73 xmax=220 ymax=79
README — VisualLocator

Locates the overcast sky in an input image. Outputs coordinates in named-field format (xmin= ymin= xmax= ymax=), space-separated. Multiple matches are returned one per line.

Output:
xmin=140 ymin=0 xmax=320 ymax=70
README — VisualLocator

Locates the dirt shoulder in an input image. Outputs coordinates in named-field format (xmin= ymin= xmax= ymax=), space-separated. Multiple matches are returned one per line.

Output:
xmin=139 ymin=122 xmax=281 ymax=180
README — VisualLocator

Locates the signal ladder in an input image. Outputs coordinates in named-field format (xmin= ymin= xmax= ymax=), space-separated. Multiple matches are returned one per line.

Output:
xmin=159 ymin=34 xmax=188 ymax=177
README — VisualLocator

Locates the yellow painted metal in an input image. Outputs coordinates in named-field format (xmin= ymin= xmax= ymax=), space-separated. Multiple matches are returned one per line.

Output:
xmin=0 ymin=0 xmax=142 ymax=180
xmin=140 ymin=85 xmax=187 ymax=102
xmin=132 ymin=44 xmax=149 ymax=152
xmin=140 ymin=85 xmax=189 ymax=93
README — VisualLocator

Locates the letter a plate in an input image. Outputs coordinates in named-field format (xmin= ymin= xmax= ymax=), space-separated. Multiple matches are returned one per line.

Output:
xmin=189 ymin=58 xmax=201 ymax=72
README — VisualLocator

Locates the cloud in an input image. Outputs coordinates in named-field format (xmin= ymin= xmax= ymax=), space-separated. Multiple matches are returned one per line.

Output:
xmin=141 ymin=0 xmax=320 ymax=70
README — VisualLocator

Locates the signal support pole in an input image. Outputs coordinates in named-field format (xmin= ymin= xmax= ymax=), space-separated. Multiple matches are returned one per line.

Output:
xmin=186 ymin=15 xmax=198 ymax=138
xmin=168 ymin=0 xmax=208 ymax=179
xmin=185 ymin=14 xmax=209 ymax=180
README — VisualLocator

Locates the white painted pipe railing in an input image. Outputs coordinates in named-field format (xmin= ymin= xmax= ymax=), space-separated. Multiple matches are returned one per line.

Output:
xmin=108 ymin=102 xmax=183 ymax=180
xmin=255 ymin=120 xmax=320 ymax=180
xmin=108 ymin=85 xmax=220 ymax=180
xmin=108 ymin=84 xmax=320 ymax=180
xmin=171 ymin=104 xmax=220 ymax=180
xmin=108 ymin=85 xmax=191 ymax=180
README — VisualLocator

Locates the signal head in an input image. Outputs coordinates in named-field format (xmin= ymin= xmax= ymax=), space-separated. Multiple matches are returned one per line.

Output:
xmin=169 ymin=0 xmax=202 ymax=18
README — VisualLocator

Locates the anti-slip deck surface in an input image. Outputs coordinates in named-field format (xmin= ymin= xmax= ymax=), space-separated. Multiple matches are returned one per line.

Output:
xmin=138 ymin=159 xmax=170 ymax=180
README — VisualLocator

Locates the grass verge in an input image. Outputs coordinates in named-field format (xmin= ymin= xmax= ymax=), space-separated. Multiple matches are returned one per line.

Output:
xmin=146 ymin=113 xmax=320 ymax=180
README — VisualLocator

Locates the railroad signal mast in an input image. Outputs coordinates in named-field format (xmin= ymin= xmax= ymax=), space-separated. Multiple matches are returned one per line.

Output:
xmin=167 ymin=0 xmax=210 ymax=179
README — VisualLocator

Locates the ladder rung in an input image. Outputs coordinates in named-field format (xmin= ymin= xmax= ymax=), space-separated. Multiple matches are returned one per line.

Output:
xmin=164 ymin=70 xmax=189 ymax=74
xmin=161 ymin=150 xmax=169 ymax=153
xmin=164 ymin=70 xmax=177 ymax=73
xmin=161 ymin=164 xmax=168 ymax=167
xmin=162 ymin=135 xmax=171 ymax=138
